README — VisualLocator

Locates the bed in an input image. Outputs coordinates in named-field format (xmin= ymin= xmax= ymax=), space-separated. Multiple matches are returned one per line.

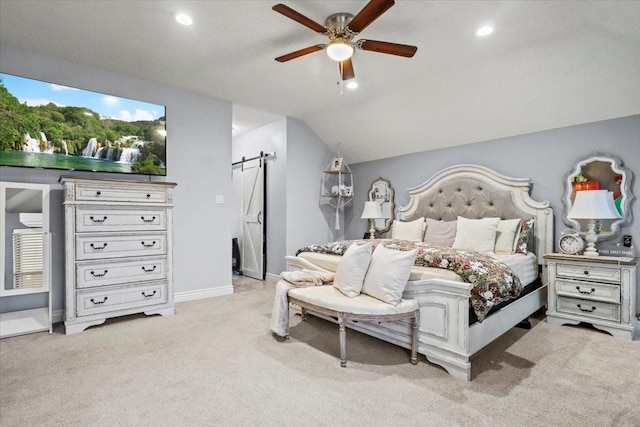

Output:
xmin=284 ymin=164 xmax=554 ymax=380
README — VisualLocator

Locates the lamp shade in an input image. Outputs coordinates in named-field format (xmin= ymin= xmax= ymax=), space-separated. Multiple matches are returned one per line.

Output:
xmin=568 ymin=190 xmax=622 ymax=220
xmin=361 ymin=201 xmax=384 ymax=219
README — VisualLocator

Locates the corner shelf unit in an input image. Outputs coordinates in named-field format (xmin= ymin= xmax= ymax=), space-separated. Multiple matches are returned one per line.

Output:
xmin=0 ymin=182 xmax=52 ymax=339
xmin=320 ymin=157 xmax=353 ymax=208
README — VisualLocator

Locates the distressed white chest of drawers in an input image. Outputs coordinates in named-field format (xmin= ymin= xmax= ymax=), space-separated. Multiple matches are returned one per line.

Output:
xmin=61 ymin=177 xmax=177 ymax=334
xmin=544 ymin=253 xmax=638 ymax=340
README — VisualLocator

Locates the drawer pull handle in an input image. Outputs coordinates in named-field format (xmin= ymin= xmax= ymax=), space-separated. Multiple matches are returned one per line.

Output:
xmin=141 ymin=241 xmax=156 ymax=248
xmin=90 ymin=216 xmax=108 ymax=223
xmin=96 ymin=191 xmax=101 ymax=196
xmin=576 ymin=286 xmax=595 ymax=295
xmin=141 ymin=266 xmax=157 ymax=273
xmin=90 ymin=297 xmax=108 ymax=305
xmin=142 ymin=290 xmax=157 ymax=298
xmin=583 ymin=270 xmax=589 ymax=275
xmin=141 ymin=216 xmax=156 ymax=223
xmin=90 ymin=270 xmax=108 ymax=277
xmin=577 ymin=304 xmax=596 ymax=313
xmin=90 ymin=243 xmax=108 ymax=250
xmin=146 ymin=194 xmax=151 ymax=198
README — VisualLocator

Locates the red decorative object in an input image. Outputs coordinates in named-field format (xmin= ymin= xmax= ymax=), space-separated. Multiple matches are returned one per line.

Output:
xmin=574 ymin=181 xmax=600 ymax=191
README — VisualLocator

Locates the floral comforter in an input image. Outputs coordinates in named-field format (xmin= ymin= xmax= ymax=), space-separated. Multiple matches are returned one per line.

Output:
xmin=296 ymin=239 xmax=522 ymax=322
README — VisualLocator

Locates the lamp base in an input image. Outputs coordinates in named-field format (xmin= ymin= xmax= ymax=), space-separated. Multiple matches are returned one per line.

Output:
xmin=583 ymin=219 xmax=599 ymax=257
xmin=368 ymin=220 xmax=376 ymax=240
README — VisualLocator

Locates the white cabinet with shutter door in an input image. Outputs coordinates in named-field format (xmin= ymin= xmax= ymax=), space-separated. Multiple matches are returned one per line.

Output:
xmin=0 ymin=182 xmax=52 ymax=338
xmin=61 ymin=177 xmax=176 ymax=334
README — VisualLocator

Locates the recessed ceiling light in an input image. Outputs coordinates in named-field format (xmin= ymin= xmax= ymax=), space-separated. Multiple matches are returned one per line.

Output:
xmin=346 ymin=81 xmax=358 ymax=90
xmin=476 ymin=26 xmax=494 ymax=37
xmin=175 ymin=13 xmax=193 ymax=26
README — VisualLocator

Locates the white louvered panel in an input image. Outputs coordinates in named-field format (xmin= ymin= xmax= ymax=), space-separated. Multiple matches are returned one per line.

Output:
xmin=12 ymin=229 xmax=44 ymax=289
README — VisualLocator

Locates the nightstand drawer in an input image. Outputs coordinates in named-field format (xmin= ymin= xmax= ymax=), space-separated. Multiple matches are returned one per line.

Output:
xmin=76 ymin=233 xmax=167 ymax=260
xmin=75 ymin=185 xmax=167 ymax=203
xmin=76 ymin=282 xmax=167 ymax=316
xmin=76 ymin=208 xmax=166 ymax=232
xmin=556 ymin=263 xmax=621 ymax=284
xmin=555 ymin=279 xmax=620 ymax=304
xmin=76 ymin=256 xmax=168 ymax=289
xmin=556 ymin=296 xmax=620 ymax=322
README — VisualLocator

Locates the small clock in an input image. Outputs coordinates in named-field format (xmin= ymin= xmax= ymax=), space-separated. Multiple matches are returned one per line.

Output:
xmin=558 ymin=229 xmax=585 ymax=255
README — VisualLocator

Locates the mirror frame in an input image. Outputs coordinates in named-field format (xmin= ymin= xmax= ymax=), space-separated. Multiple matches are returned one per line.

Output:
xmin=367 ymin=177 xmax=395 ymax=234
xmin=562 ymin=152 xmax=634 ymax=242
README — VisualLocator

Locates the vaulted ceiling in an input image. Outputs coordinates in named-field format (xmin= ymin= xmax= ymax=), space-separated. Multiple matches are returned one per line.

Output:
xmin=1 ymin=1 xmax=639 ymax=163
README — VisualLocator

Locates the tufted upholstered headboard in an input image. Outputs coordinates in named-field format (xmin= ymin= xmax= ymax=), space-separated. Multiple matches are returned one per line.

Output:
xmin=398 ymin=164 xmax=554 ymax=266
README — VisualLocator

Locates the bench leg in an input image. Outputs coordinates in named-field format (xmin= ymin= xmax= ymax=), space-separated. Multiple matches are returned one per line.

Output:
xmin=410 ymin=310 xmax=419 ymax=365
xmin=338 ymin=316 xmax=347 ymax=367
xmin=301 ymin=307 xmax=307 ymax=321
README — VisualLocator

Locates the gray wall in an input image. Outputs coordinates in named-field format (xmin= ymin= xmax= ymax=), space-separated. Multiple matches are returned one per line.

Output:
xmin=285 ymin=117 xmax=339 ymax=255
xmin=231 ymin=117 xmax=336 ymax=275
xmin=232 ymin=118 xmax=287 ymax=276
xmin=346 ymin=115 xmax=640 ymax=251
xmin=1 ymin=45 xmax=233 ymax=314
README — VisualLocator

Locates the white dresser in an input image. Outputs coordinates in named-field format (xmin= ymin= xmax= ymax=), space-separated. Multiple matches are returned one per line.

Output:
xmin=61 ymin=177 xmax=177 ymax=334
xmin=545 ymin=253 xmax=638 ymax=340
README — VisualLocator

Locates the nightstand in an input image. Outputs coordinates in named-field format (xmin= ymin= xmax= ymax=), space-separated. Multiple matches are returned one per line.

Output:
xmin=544 ymin=254 xmax=637 ymax=340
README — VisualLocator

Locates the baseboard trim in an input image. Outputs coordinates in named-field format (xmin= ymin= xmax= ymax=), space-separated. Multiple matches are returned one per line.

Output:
xmin=174 ymin=286 xmax=234 ymax=303
xmin=266 ymin=272 xmax=279 ymax=280
xmin=52 ymin=310 xmax=64 ymax=324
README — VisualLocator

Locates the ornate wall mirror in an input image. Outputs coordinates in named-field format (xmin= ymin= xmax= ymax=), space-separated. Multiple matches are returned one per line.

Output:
xmin=367 ymin=177 xmax=395 ymax=235
xmin=562 ymin=153 xmax=634 ymax=242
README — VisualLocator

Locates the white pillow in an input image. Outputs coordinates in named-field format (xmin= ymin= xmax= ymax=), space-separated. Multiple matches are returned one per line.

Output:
xmin=332 ymin=243 xmax=372 ymax=297
xmin=391 ymin=218 xmax=424 ymax=242
xmin=362 ymin=245 xmax=418 ymax=305
xmin=423 ymin=218 xmax=457 ymax=246
xmin=452 ymin=217 xmax=501 ymax=253
xmin=494 ymin=218 xmax=522 ymax=254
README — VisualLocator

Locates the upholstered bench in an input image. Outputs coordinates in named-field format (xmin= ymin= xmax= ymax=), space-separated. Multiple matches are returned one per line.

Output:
xmin=287 ymin=285 xmax=420 ymax=367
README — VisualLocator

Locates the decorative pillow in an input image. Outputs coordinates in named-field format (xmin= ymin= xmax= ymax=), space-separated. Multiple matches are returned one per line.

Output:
xmin=423 ymin=218 xmax=457 ymax=246
xmin=332 ymin=243 xmax=372 ymax=297
xmin=514 ymin=218 xmax=535 ymax=254
xmin=452 ymin=216 xmax=501 ymax=253
xmin=494 ymin=218 xmax=522 ymax=254
xmin=391 ymin=218 xmax=425 ymax=242
xmin=361 ymin=245 xmax=418 ymax=305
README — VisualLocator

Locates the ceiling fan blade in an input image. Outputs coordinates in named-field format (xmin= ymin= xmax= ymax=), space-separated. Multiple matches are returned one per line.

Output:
xmin=275 ymin=45 xmax=325 ymax=62
xmin=272 ymin=4 xmax=327 ymax=34
xmin=357 ymin=39 xmax=417 ymax=57
xmin=340 ymin=58 xmax=355 ymax=81
xmin=347 ymin=0 xmax=395 ymax=34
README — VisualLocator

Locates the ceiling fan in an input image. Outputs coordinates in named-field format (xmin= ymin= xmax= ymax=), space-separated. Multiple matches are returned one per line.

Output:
xmin=272 ymin=0 xmax=417 ymax=81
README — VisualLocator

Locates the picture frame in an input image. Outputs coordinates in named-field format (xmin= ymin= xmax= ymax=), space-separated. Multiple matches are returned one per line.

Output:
xmin=330 ymin=157 xmax=343 ymax=172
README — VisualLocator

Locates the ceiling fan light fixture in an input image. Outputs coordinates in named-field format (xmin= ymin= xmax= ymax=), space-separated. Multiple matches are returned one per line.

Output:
xmin=327 ymin=40 xmax=354 ymax=62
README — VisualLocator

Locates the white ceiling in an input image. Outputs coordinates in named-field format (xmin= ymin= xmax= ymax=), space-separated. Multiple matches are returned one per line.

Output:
xmin=1 ymin=1 xmax=639 ymax=163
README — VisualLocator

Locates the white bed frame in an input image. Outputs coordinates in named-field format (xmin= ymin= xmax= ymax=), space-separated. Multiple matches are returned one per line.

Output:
xmin=285 ymin=165 xmax=554 ymax=380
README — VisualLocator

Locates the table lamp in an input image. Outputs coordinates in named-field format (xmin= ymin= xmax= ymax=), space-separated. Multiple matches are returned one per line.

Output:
xmin=567 ymin=190 xmax=622 ymax=256
xmin=361 ymin=201 xmax=384 ymax=239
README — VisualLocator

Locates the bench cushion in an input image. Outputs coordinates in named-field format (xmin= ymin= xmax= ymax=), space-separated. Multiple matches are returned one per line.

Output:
xmin=288 ymin=285 xmax=418 ymax=315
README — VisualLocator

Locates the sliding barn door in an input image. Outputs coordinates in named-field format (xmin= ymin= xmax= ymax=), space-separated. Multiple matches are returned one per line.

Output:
xmin=241 ymin=158 xmax=266 ymax=280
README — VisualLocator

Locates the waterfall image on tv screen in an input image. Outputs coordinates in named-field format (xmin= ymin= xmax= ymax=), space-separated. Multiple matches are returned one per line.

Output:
xmin=0 ymin=73 xmax=166 ymax=176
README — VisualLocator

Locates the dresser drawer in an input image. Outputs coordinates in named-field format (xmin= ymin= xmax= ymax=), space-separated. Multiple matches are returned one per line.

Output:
xmin=75 ymin=208 xmax=166 ymax=232
xmin=76 ymin=282 xmax=167 ymax=316
xmin=76 ymin=233 xmax=167 ymax=260
xmin=74 ymin=184 xmax=167 ymax=203
xmin=556 ymin=263 xmax=621 ymax=284
xmin=76 ymin=256 xmax=168 ymax=289
xmin=556 ymin=296 xmax=620 ymax=322
xmin=555 ymin=279 xmax=621 ymax=304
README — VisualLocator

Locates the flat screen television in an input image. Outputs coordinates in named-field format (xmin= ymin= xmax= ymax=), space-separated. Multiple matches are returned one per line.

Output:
xmin=0 ymin=72 xmax=166 ymax=176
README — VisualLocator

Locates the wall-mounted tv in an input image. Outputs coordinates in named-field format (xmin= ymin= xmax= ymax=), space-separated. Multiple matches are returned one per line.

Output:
xmin=0 ymin=72 xmax=166 ymax=176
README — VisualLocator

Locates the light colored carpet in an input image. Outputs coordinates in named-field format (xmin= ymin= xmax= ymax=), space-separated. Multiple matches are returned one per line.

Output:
xmin=1 ymin=276 xmax=639 ymax=427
